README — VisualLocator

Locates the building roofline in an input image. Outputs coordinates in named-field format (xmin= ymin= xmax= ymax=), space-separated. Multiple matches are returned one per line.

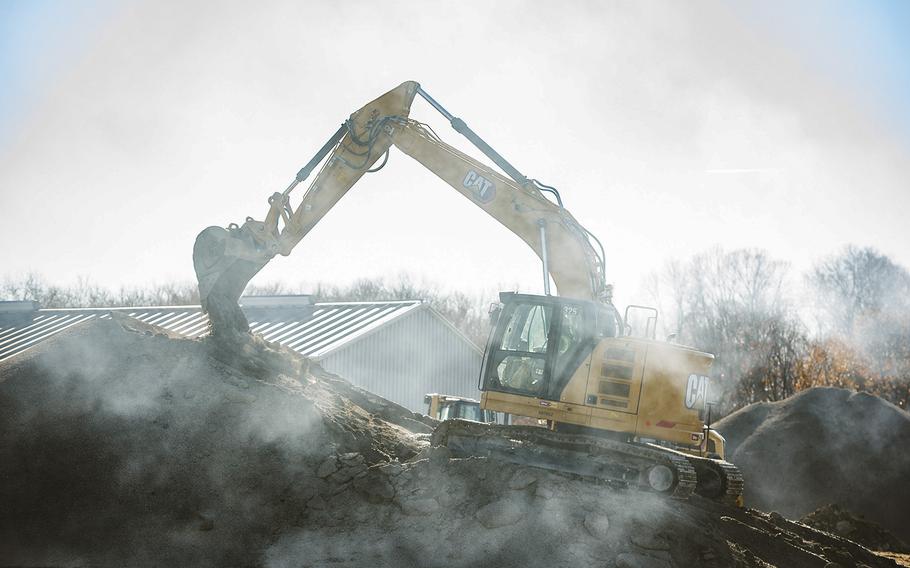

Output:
xmin=310 ymin=300 xmax=424 ymax=307
xmin=2 ymin=298 xmax=482 ymax=363
xmin=312 ymin=301 xmax=426 ymax=359
xmin=25 ymin=300 xmax=482 ymax=355
xmin=29 ymin=305 xmax=202 ymax=314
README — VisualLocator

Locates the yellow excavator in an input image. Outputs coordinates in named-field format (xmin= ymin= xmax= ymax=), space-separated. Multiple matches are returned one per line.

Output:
xmin=193 ymin=81 xmax=742 ymax=505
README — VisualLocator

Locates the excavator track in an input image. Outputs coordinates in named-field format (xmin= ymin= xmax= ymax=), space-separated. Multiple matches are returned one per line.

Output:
xmin=687 ymin=454 xmax=744 ymax=507
xmin=432 ymin=420 xmax=697 ymax=500
xmin=636 ymin=444 xmax=744 ymax=507
xmin=640 ymin=443 xmax=744 ymax=507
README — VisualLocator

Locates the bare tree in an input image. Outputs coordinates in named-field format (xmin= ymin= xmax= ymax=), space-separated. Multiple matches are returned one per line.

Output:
xmin=808 ymin=245 xmax=910 ymax=337
xmin=2 ymin=273 xmax=199 ymax=308
xmin=804 ymin=246 xmax=910 ymax=409
xmin=646 ymin=247 xmax=804 ymax=413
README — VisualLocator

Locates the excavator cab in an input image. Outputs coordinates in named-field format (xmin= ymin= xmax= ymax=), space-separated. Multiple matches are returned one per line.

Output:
xmin=480 ymin=292 xmax=619 ymax=402
xmin=479 ymin=292 xmax=722 ymax=457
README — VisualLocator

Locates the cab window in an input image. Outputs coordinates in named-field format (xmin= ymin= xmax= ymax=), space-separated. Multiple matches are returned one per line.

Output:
xmin=490 ymin=303 xmax=553 ymax=396
xmin=499 ymin=304 xmax=552 ymax=353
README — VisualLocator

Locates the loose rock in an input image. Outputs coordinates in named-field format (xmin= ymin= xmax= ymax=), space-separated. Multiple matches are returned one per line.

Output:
xmin=616 ymin=552 xmax=672 ymax=568
xmin=401 ymin=497 xmax=441 ymax=516
xmin=631 ymin=532 xmax=670 ymax=551
xmin=316 ymin=456 xmax=339 ymax=478
xmin=508 ymin=469 xmax=538 ymax=490
xmin=475 ymin=497 xmax=527 ymax=529
xmin=583 ymin=512 xmax=611 ymax=539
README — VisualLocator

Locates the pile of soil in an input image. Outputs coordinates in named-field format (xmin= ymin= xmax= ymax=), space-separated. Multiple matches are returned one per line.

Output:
xmin=716 ymin=387 xmax=910 ymax=544
xmin=0 ymin=317 xmax=899 ymax=567
xmin=801 ymin=504 xmax=908 ymax=553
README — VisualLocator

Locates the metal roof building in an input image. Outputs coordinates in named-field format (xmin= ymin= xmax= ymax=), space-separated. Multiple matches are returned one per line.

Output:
xmin=0 ymin=297 xmax=483 ymax=412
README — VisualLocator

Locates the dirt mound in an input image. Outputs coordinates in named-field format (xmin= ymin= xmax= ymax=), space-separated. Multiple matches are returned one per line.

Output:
xmin=801 ymin=504 xmax=908 ymax=553
xmin=0 ymin=318 xmax=898 ymax=567
xmin=716 ymin=387 xmax=910 ymax=544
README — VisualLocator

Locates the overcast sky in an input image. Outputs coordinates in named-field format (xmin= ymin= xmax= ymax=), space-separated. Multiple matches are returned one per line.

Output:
xmin=1 ymin=0 xmax=908 ymax=308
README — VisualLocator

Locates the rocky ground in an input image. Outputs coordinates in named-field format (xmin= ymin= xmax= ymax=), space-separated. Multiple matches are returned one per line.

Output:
xmin=0 ymin=316 xmax=902 ymax=567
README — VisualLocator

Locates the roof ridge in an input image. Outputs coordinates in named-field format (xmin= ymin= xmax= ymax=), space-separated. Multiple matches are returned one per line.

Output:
xmin=312 ymin=299 xmax=424 ymax=307
xmin=31 ymin=299 xmax=427 ymax=313
xmin=34 ymin=305 xmax=203 ymax=313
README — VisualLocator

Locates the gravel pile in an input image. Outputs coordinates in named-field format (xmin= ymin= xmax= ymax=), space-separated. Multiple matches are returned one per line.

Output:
xmin=716 ymin=387 xmax=910 ymax=544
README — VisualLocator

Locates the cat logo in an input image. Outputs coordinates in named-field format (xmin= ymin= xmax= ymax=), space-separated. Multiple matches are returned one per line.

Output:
xmin=463 ymin=170 xmax=495 ymax=203
xmin=685 ymin=374 xmax=709 ymax=409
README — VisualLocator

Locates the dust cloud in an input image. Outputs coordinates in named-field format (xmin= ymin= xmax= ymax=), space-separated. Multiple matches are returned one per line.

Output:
xmin=0 ymin=315 xmax=900 ymax=567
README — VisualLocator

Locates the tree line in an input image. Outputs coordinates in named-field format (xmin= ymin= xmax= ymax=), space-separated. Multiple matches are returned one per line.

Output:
xmin=5 ymin=244 xmax=909 ymax=415
xmin=645 ymin=245 xmax=910 ymax=413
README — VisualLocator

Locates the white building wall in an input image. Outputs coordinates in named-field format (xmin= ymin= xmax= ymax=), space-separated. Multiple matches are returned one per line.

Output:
xmin=319 ymin=308 xmax=483 ymax=412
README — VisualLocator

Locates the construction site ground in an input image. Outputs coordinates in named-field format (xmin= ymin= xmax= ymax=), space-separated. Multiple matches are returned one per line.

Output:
xmin=0 ymin=316 xmax=905 ymax=567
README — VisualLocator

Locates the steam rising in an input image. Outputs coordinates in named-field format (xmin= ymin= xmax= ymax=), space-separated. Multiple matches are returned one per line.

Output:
xmin=1 ymin=310 xmax=897 ymax=566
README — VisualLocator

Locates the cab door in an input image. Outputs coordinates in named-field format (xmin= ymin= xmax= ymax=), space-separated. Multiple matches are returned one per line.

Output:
xmin=482 ymin=301 xmax=554 ymax=398
xmin=481 ymin=294 xmax=598 ymax=402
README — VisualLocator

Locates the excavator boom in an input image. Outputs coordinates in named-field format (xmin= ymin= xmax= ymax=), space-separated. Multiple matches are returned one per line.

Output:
xmin=194 ymin=82 xmax=417 ymax=335
xmin=193 ymin=81 xmax=607 ymax=336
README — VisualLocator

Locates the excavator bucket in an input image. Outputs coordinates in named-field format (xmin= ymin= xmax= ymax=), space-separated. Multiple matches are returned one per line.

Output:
xmin=193 ymin=225 xmax=270 ymax=337
xmin=192 ymin=81 xmax=421 ymax=337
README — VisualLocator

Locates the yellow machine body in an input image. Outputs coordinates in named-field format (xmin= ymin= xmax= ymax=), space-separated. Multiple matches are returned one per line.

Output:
xmin=481 ymin=339 xmax=720 ymax=455
xmin=478 ymin=293 xmax=725 ymax=460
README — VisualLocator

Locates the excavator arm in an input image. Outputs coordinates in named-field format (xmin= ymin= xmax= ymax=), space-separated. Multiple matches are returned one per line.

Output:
xmin=193 ymin=81 xmax=610 ymax=336
xmin=192 ymin=83 xmax=746 ymax=506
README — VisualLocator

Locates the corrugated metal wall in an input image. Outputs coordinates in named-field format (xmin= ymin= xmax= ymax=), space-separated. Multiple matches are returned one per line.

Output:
xmin=320 ymin=307 xmax=483 ymax=412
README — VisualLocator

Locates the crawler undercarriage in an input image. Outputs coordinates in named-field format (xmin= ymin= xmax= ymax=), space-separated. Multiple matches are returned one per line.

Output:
xmin=432 ymin=420 xmax=743 ymax=506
